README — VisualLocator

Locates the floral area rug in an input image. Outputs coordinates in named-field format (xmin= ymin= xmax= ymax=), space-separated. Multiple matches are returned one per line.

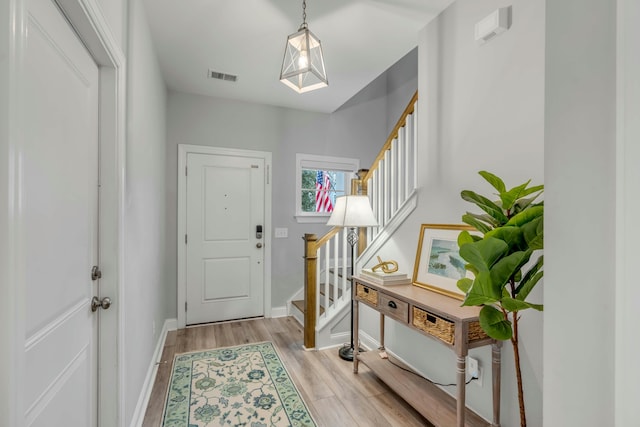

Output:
xmin=161 ymin=341 xmax=317 ymax=427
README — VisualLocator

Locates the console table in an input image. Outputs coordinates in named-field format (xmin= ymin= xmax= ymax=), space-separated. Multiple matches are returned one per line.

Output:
xmin=352 ymin=276 xmax=501 ymax=427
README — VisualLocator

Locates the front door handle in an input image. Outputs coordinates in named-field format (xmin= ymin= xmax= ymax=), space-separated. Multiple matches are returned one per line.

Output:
xmin=91 ymin=296 xmax=112 ymax=312
xmin=256 ymin=242 xmax=263 ymax=249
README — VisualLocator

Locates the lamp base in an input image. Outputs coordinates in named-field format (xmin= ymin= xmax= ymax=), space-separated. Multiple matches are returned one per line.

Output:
xmin=338 ymin=344 xmax=364 ymax=361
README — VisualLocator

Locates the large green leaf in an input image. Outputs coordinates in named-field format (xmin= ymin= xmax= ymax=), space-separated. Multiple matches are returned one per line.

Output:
xmin=479 ymin=171 xmax=506 ymax=193
xmin=501 ymin=297 xmax=543 ymax=312
xmin=459 ymin=237 xmax=509 ymax=272
xmin=506 ymin=205 xmax=544 ymax=227
xmin=500 ymin=181 xmax=530 ymax=211
xmin=458 ymin=230 xmax=476 ymax=246
xmin=461 ymin=190 xmax=508 ymax=224
xmin=516 ymin=256 xmax=544 ymax=300
xmin=479 ymin=306 xmax=512 ymax=340
xmin=465 ymin=263 xmax=479 ymax=276
xmin=465 ymin=211 xmax=501 ymax=228
xmin=457 ymin=278 xmax=473 ymax=293
xmin=511 ymin=195 xmax=542 ymax=214
xmin=522 ymin=216 xmax=544 ymax=250
xmin=461 ymin=271 xmax=501 ymax=307
xmin=462 ymin=214 xmax=492 ymax=234
xmin=490 ymin=250 xmax=532 ymax=290
xmin=519 ymin=184 xmax=544 ymax=198
xmin=485 ymin=226 xmax=525 ymax=251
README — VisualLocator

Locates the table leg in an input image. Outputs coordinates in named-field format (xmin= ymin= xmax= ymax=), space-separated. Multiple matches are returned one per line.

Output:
xmin=456 ymin=355 xmax=466 ymax=427
xmin=379 ymin=313 xmax=385 ymax=350
xmin=492 ymin=342 xmax=502 ymax=426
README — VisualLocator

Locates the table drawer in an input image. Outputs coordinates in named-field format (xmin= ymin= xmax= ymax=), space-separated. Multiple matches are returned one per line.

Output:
xmin=355 ymin=283 xmax=378 ymax=306
xmin=378 ymin=293 xmax=409 ymax=323
xmin=412 ymin=306 xmax=455 ymax=345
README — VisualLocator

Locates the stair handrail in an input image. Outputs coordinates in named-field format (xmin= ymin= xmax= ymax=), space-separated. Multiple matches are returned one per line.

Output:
xmin=362 ymin=90 xmax=418 ymax=183
xmin=302 ymin=91 xmax=418 ymax=349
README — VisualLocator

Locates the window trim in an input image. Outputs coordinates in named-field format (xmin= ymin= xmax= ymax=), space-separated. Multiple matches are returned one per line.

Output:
xmin=295 ymin=153 xmax=360 ymax=223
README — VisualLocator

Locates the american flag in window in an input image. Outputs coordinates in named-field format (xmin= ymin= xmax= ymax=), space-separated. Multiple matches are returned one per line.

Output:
xmin=300 ymin=169 xmax=345 ymax=213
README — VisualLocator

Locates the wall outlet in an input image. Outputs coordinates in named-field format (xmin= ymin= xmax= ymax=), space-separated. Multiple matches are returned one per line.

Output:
xmin=467 ymin=357 xmax=482 ymax=386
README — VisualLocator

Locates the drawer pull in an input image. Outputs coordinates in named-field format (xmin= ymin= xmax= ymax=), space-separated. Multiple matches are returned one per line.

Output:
xmin=388 ymin=301 xmax=397 ymax=309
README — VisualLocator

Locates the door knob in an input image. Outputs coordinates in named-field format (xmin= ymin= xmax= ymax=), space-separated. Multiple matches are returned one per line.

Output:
xmin=91 ymin=296 xmax=112 ymax=312
xmin=256 ymin=242 xmax=263 ymax=248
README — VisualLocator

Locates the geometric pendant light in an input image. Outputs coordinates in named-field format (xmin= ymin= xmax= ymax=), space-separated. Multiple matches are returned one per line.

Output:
xmin=279 ymin=0 xmax=328 ymax=93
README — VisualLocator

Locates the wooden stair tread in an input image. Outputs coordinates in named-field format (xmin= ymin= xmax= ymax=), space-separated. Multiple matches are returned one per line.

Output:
xmin=356 ymin=351 xmax=490 ymax=427
xmin=292 ymin=299 xmax=325 ymax=315
xmin=292 ymin=282 xmax=349 ymax=314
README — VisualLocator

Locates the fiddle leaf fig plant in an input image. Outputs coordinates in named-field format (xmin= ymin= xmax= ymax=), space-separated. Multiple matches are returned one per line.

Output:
xmin=457 ymin=171 xmax=543 ymax=427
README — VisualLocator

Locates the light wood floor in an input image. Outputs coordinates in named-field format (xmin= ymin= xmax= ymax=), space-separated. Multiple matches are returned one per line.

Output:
xmin=142 ymin=316 xmax=433 ymax=427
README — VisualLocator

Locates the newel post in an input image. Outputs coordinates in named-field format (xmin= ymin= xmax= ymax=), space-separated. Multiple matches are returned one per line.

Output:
xmin=351 ymin=169 xmax=369 ymax=256
xmin=303 ymin=233 xmax=317 ymax=349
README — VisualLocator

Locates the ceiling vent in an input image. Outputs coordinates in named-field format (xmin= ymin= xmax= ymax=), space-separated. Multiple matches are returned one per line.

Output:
xmin=208 ymin=69 xmax=238 ymax=82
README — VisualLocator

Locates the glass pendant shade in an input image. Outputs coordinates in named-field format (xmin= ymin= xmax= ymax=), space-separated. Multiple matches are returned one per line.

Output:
xmin=280 ymin=26 xmax=328 ymax=93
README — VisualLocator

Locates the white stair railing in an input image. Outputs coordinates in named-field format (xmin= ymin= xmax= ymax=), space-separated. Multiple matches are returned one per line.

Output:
xmin=302 ymin=91 xmax=419 ymax=349
xmin=364 ymin=96 xmax=418 ymax=244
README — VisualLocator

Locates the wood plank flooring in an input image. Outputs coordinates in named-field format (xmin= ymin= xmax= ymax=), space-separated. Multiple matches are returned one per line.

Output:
xmin=142 ymin=317 xmax=433 ymax=427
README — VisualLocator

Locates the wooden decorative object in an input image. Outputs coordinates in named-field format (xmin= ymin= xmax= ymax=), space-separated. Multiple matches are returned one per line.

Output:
xmin=371 ymin=256 xmax=399 ymax=273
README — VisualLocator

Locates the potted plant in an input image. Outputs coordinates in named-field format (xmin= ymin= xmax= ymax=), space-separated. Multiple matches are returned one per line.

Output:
xmin=456 ymin=171 xmax=543 ymax=427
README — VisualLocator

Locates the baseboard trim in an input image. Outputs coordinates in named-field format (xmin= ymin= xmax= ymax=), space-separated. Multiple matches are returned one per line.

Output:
xmin=317 ymin=331 xmax=350 ymax=351
xmin=270 ymin=306 xmax=288 ymax=318
xmin=129 ymin=318 xmax=177 ymax=427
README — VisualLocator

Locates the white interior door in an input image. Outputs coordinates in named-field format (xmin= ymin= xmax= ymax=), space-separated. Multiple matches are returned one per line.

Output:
xmin=185 ymin=152 xmax=266 ymax=324
xmin=22 ymin=0 xmax=100 ymax=425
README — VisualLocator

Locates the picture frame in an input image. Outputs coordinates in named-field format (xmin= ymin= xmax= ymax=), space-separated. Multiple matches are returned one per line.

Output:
xmin=412 ymin=224 xmax=478 ymax=300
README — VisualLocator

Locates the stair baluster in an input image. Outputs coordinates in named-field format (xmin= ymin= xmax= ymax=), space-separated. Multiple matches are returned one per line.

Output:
xmin=300 ymin=91 xmax=419 ymax=350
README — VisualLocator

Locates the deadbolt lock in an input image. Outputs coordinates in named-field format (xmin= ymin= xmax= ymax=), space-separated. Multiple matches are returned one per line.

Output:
xmin=91 ymin=265 xmax=102 ymax=281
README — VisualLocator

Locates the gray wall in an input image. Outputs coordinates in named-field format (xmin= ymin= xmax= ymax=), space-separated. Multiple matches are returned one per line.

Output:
xmin=165 ymin=94 xmax=330 ymax=311
xmin=544 ymin=0 xmax=616 ymax=424
xmin=124 ymin=0 xmax=169 ymax=423
xmin=358 ymin=1 xmax=545 ymax=425
xmin=165 ymin=49 xmax=418 ymax=313
xmin=615 ymin=1 xmax=640 ymax=424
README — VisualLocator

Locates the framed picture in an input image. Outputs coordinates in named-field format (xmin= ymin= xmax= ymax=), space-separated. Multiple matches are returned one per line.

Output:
xmin=412 ymin=224 xmax=478 ymax=300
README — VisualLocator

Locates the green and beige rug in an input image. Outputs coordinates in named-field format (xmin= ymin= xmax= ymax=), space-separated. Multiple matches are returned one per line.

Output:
xmin=161 ymin=342 xmax=317 ymax=427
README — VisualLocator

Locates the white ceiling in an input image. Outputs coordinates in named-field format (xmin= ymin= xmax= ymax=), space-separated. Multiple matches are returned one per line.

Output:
xmin=142 ymin=0 xmax=454 ymax=113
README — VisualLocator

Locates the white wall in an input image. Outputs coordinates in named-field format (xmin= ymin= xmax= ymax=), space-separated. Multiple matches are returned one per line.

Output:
xmin=544 ymin=0 xmax=616 ymax=425
xmin=358 ymin=0 xmax=545 ymax=425
xmin=124 ymin=0 xmax=169 ymax=424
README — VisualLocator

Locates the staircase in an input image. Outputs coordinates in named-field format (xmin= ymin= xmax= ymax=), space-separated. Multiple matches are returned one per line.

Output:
xmin=291 ymin=91 xmax=419 ymax=350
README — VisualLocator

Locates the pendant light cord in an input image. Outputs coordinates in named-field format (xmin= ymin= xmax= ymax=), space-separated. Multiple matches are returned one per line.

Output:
xmin=299 ymin=0 xmax=308 ymax=30
xmin=302 ymin=0 xmax=307 ymax=25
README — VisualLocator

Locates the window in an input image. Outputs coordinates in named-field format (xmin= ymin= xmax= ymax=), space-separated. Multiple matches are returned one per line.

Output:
xmin=295 ymin=153 xmax=360 ymax=223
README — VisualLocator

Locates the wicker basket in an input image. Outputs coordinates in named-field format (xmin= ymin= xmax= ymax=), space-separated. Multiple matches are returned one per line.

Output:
xmin=469 ymin=321 xmax=489 ymax=342
xmin=412 ymin=307 xmax=455 ymax=344
xmin=356 ymin=283 xmax=378 ymax=305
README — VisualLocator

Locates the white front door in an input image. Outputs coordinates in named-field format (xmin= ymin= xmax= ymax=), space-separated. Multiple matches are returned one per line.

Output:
xmin=185 ymin=151 xmax=266 ymax=324
xmin=22 ymin=0 xmax=100 ymax=425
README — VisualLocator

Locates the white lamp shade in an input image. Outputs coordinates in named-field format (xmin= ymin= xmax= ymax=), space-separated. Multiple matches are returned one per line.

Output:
xmin=326 ymin=196 xmax=378 ymax=227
